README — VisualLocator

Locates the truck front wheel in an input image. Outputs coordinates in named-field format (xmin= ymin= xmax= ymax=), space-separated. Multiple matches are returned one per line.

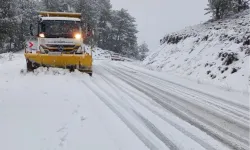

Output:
xmin=26 ymin=59 xmax=35 ymax=72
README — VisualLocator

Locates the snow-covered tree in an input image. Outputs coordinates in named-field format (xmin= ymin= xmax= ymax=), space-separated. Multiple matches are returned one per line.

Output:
xmin=138 ymin=42 xmax=150 ymax=60
xmin=232 ymin=0 xmax=249 ymax=12
xmin=205 ymin=0 xmax=232 ymax=20
xmin=205 ymin=0 xmax=249 ymax=20
xmin=41 ymin=0 xmax=66 ymax=12
xmin=96 ymin=0 xmax=112 ymax=49
xmin=16 ymin=0 xmax=38 ymax=49
xmin=0 ymin=0 xmax=18 ymax=52
xmin=108 ymin=9 xmax=138 ymax=56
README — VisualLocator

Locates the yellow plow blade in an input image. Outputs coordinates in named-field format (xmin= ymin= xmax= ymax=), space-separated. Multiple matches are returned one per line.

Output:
xmin=24 ymin=53 xmax=93 ymax=74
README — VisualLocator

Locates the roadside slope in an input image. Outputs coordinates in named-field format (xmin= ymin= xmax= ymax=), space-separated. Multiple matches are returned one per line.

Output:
xmin=143 ymin=9 xmax=250 ymax=92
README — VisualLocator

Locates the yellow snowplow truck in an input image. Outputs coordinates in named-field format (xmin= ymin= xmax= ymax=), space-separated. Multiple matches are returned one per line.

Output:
xmin=25 ymin=11 xmax=93 ymax=76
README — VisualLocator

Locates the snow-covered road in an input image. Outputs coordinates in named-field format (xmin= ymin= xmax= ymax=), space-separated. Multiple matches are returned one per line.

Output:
xmin=0 ymin=53 xmax=249 ymax=150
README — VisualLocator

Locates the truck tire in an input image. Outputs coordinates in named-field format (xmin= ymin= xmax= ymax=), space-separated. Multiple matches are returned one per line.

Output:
xmin=26 ymin=59 xmax=34 ymax=72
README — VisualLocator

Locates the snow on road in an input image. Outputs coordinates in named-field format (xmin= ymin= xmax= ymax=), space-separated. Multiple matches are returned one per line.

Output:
xmin=0 ymin=53 xmax=249 ymax=150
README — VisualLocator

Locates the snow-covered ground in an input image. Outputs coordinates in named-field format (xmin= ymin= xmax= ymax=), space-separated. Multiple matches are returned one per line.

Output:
xmin=143 ymin=9 xmax=250 ymax=93
xmin=0 ymin=52 xmax=249 ymax=150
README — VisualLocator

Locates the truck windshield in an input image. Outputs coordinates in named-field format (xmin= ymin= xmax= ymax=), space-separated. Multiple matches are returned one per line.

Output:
xmin=40 ymin=20 xmax=81 ymax=38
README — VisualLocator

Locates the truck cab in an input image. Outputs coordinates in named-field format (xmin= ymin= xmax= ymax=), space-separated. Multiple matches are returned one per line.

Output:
xmin=25 ymin=11 xmax=93 ymax=76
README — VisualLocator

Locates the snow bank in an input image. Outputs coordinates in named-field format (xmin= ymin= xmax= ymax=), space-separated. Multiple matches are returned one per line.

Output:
xmin=90 ymin=47 xmax=112 ymax=60
xmin=0 ymin=52 xmax=14 ymax=61
xmin=89 ymin=46 xmax=136 ymax=62
xmin=143 ymin=10 xmax=250 ymax=93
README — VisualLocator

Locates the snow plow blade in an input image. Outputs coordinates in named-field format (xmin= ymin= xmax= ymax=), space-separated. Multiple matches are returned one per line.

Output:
xmin=24 ymin=53 xmax=93 ymax=75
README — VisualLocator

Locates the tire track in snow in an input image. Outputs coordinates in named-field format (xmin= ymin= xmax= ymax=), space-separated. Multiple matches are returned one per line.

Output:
xmin=110 ymin=65 xmax=250 ymax=130
xmin=81 ymin=79 xmax=160 ymax=150
xmin=133 ymin=110 xmax=178 ymax=150
xmin=119 ymin=63 xmax=249 ymax=112
xmin=100 ymin=64 xmax=249 ymax=150
xmin=114 ymin=67 xmax=249 ymax=148
xmin=151 ymin=80 xmax=250 ymax=121
xmin=118 ymin=66 xmax=250 ymax=127
xmin=109 ymin=64 xmax=250 ymax=133
xmin=93 ymin=67 xmax=180 ymax=150
xmin=115 ymin=65 xmax=250 ymax=134
xmin=95 ymin=66 xmax=217 ymax=150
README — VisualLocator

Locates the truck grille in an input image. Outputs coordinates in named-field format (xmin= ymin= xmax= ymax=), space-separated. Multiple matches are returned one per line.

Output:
xmin=41 ymin=44 xmax=80 ymax=54
xmin=46 ymin=44 xmax=76 ymax=48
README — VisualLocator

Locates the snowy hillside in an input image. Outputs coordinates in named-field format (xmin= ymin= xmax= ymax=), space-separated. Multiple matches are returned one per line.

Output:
xmin=143 ymin=10 xmax=250 ymax=93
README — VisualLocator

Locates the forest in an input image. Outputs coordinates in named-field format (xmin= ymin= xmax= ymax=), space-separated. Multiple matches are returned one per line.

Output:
xmin=0 ymin=0 xmax=149 ymax=60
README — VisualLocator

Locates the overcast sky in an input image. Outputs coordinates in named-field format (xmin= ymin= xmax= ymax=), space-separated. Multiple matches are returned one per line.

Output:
xmin=110 ymin=0 xmax=210 ymax=50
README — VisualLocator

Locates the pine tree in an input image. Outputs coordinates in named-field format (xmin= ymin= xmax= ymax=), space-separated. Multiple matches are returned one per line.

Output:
xmin=109 ymin=9 xmax=138 ymax=56
xmin=0 ymin=0 xmax=18 ymax=52
xmin=96 ymin=0 xmax=112 ymax=49
xmin=138 ymin=42 xmax=150 ymax=60
xmin=16 ymin=0 xmax=38 ymax=50
xmin=205 ymin=0 xmax=249 ymax=20
xmin=41 ymin=0 xmax=66 ymax=12
xmin=232 ymin=0 xmax=249 ymax=12
xmin=205 ymin=0 xmax=232 ymax=20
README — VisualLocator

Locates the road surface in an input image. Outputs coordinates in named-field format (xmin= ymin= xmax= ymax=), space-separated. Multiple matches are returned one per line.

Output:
xmin=0 ymin=53 xmax=249 ymax=150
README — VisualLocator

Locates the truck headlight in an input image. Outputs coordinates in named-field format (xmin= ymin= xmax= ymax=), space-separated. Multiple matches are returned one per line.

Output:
xmin=74 ymin=33 xmax=82 ymax=40
xmin=39 ymin=33 xmax=45 ymax=38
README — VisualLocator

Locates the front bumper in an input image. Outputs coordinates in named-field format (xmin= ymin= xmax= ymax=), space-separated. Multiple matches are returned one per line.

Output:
xmin=24 ymin=53 xmax=92 ymax=72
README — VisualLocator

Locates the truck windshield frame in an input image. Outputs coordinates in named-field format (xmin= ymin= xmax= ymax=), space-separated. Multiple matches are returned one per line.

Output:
xmin=39 ymin=20 xmax=81 ymax=38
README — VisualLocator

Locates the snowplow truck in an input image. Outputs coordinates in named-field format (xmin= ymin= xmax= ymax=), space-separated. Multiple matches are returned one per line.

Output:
xmin=25 ymin=11 xmax=93 ymax=76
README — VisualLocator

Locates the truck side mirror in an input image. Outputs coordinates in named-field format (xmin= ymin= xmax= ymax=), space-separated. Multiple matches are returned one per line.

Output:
xmin=30 ymin=24 xmax=34 ymax=36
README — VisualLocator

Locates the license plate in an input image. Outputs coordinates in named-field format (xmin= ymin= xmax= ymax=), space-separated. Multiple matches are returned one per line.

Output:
xmin=48 ymin=52 xmax=62 ymax=56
